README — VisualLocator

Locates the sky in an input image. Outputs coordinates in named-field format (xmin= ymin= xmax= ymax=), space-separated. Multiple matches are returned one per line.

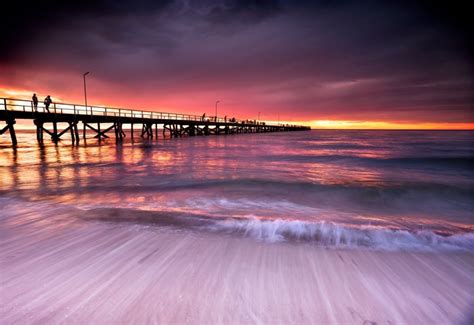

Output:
xmin=1 ymin=0 xmax=472 ymax=129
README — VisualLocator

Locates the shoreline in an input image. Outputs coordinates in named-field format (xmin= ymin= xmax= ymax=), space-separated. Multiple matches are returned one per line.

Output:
xmin=1 ymin=214 xmax=473 ymax=324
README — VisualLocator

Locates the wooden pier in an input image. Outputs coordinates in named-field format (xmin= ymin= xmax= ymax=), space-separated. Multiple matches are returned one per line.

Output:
xmin=0 ymin=98 xmax=310 ymax=146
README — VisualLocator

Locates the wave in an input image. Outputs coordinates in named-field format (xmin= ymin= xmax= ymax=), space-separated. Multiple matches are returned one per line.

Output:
xmin=1 ymin=195 xmax=473 ymax=252
xmin=3 ymin=178 xmax=472 ymax=223
xmin=208 ymin=218 xmax=474 ymax=251
xmin=22 ymin=177 xmax=472 ymax=195
xmin=87 ymin=179 xmax=474 ymax=210
xmin=79 ymin=208 xmax=474 ymax=252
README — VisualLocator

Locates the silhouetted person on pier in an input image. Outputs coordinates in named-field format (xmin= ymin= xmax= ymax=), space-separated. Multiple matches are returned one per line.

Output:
xmin=202 ymin=113 xmax=206 ymax=121
xmin=32 ymin=93 xmax=38 ymax=111
xmin=44 ymin=95 xmax=52 ymax=113
xmin=224 ymin=115 xmax=227 ymax=122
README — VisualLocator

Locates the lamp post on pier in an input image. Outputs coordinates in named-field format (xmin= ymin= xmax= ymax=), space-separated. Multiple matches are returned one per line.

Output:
xmin=83 ymin=72 xmax=90 ymax=114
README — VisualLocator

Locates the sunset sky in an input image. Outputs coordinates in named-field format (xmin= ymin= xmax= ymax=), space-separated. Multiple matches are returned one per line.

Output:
xmin=1 ymin=0 xmax=472 ymax=129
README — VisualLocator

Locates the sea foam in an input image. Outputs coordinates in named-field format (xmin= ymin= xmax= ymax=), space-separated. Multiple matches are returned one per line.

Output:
xmin=205 ymin=217 xmax=474 ymax=251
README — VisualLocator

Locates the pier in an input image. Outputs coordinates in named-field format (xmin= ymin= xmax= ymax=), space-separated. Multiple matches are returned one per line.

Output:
xmin=0 ymin=98 xmax=310 ymax=146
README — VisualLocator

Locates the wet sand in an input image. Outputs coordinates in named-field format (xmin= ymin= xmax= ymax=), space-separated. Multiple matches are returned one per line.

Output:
xmin=1 ymin=209 xmax=473 ymax=324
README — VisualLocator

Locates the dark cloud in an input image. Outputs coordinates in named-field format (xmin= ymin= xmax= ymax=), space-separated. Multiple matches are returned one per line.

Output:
xmin=1 ymin=0 xmax=472 ymax=122
xmin=205 ymin=0 xmax=281 ymax=24
xmin=1 ymin=0 xmax=174 ymax=60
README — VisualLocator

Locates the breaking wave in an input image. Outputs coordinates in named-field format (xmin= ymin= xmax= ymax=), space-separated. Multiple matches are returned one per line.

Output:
xmin=206 ymin=217 xmax=474 ymax=251
xmin=1 ymin=194 xmax=473 ymax=252
xmin=78 ymin=207 xmax=474 ymax=252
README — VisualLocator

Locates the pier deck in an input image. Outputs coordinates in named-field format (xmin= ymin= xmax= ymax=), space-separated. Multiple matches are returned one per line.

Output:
xmin=0 ymin=98 xmax=310 ymax=145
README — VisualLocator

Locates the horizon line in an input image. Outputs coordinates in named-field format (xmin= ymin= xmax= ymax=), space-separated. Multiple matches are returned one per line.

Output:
xmin=2 ymin=92 xmax=472 ymax=131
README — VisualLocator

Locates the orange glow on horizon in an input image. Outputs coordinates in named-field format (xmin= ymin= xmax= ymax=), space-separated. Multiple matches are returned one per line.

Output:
xmin=309 ymin=120 xmax=474 ymax=130
xmin=1 ymin=87 xmax=473 ymax=130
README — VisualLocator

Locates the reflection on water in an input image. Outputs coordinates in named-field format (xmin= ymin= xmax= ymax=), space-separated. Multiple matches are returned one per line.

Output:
xmin=1 ymin=130 xmax=473 ymax=235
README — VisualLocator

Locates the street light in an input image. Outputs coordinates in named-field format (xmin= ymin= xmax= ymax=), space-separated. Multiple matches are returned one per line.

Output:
xmin=83 ymin=72 xmax=90 ymax=114
xmin=215 ymin=100 xmax=220 ymax=121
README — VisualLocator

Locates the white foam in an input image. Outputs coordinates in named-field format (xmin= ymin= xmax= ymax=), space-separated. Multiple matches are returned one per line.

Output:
xmin=2 ymin=196 xmax=472 ymax=252
xmin=207 ymin=217 xmax=474 ymax=251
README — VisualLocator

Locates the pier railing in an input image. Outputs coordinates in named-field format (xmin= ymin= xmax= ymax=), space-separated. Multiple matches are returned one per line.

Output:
xmin=1 ymin=97 xmax=300 ymax=127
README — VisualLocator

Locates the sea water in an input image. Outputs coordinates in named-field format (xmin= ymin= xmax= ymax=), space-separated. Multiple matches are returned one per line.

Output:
xmin=1 ymin=129 xmax=473 ymax=251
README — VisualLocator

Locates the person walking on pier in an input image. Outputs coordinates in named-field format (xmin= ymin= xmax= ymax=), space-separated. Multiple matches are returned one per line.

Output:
xmin=202 ymin=113 xmax=206 ymax=121
xmin=32 ymin=93 xmax=38 ymax=111
xmin=44 ymin=95 xmax=52 ymax=113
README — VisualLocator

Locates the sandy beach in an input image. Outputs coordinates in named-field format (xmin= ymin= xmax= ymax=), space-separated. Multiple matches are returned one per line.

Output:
xmin=1 ymin=205 xmax=473 ymax=324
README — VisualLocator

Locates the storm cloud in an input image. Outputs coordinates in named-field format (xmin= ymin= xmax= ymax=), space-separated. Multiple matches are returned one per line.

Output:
xmin=1 ymin=0 xmax=472 ymax=122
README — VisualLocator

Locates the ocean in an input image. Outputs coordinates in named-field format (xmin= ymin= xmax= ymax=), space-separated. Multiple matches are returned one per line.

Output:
xmin=1 ymin=129 xmax=473 ymax=250
xmin=1 ymin=129 xmax=473 ymax=323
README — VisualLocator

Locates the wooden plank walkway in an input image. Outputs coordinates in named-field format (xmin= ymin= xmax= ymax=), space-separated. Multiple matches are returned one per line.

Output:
xmin=0 ymin=98 xmax=310 ymax=146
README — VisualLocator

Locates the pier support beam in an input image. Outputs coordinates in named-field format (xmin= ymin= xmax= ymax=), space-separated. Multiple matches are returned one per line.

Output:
xmin=97 ymin=123 xmax=101 ymax=142
xmin=189 ymin=124 xmax=196 ymax=136
xmin=52 ymin=121 xmax=58 ymax=141
xmin=34 ymin=120 xmax=44 ymax=141
xmin=33 ymin=120 xmax=78 ymax=143
xmin=114 ymin=122 xmax=126 ymax=141
xmin=83 ymin=122 xmax=114 ymax=140
xmin=74 ymin=122 xmax=80 ymax=143
xmin=0 ymin=119 xmax=17 ymax=146
xmin=69 ymin=123 xmax=75 ymax=141
xmin=141 ymin=123 xmax=153 ymax=138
